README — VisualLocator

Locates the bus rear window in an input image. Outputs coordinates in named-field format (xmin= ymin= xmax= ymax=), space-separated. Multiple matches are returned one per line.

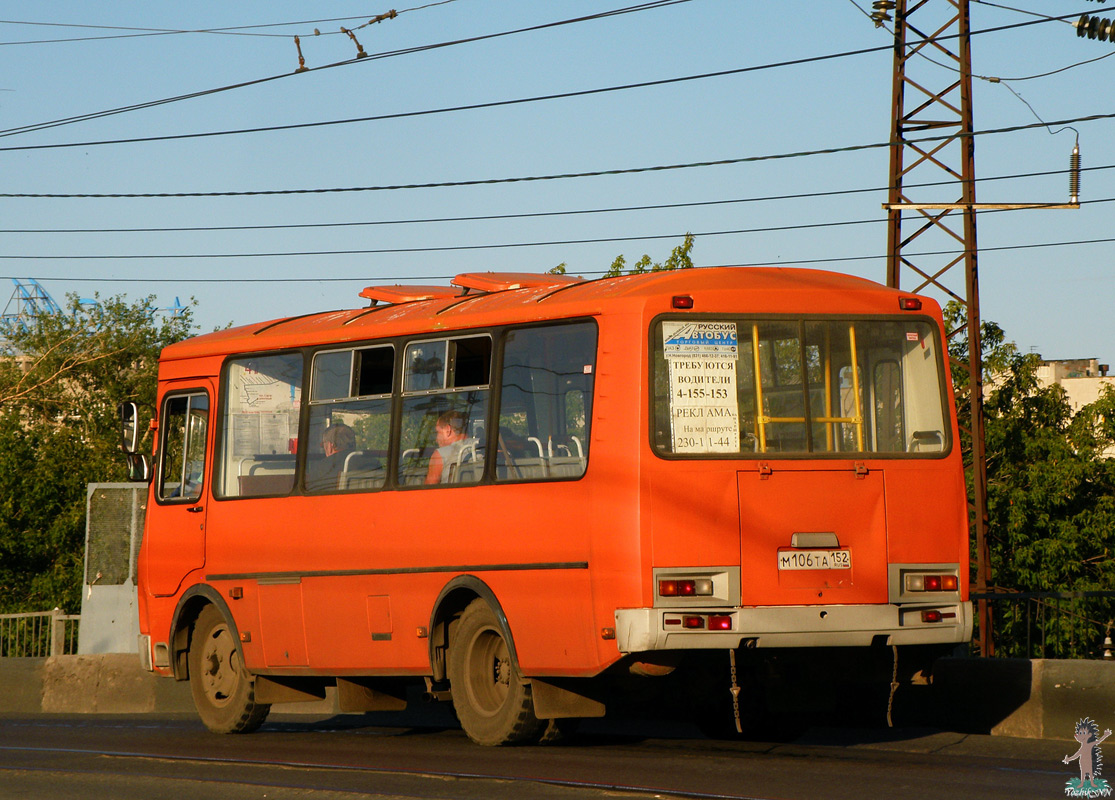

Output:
xmin=652 ymin=317 xmax=949 ymax=457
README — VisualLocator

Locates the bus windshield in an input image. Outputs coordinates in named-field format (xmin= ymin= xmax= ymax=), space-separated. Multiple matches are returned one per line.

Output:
xmin=653 ymin=316 xmax=949 ymax=457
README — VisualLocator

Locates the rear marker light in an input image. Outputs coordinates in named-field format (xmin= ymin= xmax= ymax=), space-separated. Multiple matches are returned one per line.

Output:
xmin=672 ymin=295 xmax=694 ymax=309
xmin=659 ymin=578 xmax=715 ymax=598
xmin=899 ymin=297 xmax=923 ymax=311
xmin=905 ymin=573 xmax=960 ymax=593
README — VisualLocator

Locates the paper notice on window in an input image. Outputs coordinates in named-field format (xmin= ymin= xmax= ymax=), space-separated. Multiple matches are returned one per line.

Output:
xmin=662 ymin=321 xmax=740 ymax=453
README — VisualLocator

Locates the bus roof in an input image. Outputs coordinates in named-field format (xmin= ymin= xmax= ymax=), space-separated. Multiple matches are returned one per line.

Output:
xmin=160 ymin=266 xmax=932 ymax=363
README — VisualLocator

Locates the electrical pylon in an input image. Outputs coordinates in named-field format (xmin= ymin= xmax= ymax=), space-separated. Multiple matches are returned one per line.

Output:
xmin=880 ymin=0 xmax=994 ymax=656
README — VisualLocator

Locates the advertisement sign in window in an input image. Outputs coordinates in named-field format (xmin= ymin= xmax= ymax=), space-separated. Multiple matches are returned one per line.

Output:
xmin=662 ymin=321 xmax=740 ymax=454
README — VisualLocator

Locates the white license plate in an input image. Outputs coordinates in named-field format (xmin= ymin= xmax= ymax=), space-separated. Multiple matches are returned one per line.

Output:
xmin=778 ymin=549 xmax=851 ymax=570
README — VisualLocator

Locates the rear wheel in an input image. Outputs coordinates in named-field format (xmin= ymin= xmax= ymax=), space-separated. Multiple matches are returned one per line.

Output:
xmin=188 ymin=604 xmax=270 ymax=733
xmin=448 ymin=599 xmax=543 ymax=746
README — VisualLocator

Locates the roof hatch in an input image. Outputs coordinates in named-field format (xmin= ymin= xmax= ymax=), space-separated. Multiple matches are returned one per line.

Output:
xmin=451 ymin=272 xmax=584 ymax=293
xmin=358 ymin=285 xmax=462 ymax=305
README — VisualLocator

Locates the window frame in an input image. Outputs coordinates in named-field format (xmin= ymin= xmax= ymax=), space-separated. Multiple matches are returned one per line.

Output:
xmin=155 ymin=388 xmax=210 ymax=505
xmin=209 ymin=318 xmax=600 ymax=498
xmin=649 ymin=312 xmax=953 ymax=461
xmin=213 ymin=349 xmax=306 ymax=500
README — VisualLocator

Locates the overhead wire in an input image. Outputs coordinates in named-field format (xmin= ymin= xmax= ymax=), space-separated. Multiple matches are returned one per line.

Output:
xmin=0 ymin=2 xmax=460 ymax=44
xmin=0 ymin=8 xmax=1096 ymax=153
xmin=4 ymin=163 xmax=1111 ymax=235
xmin=0 ymin=2 xmax=1075 ymax=146
xmin=0 ymin=52 xmax=892 ymax=153
xmin=0 ymin=1 xmax=690 ymax=140
xmin=5 ymin=226 xmax=1115 ymax=283
xmin=1 ymin=193 xmax=1112 ymax=262
xmin=4 ymin=110 xmax=1114 ymax=199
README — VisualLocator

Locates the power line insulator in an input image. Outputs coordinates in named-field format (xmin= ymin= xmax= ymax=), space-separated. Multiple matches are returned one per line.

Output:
xmin=1075 ymin=14 xmax=1115 ymax=42
xmin=1070 ymin=144 xmax=1082 ymax=205
xmin=293 ymin=36 xmax=309 ymax=73
xmin=871 ymin=0 xmax=895 ymax=26
xmin=341 ymin=27 xmax=368 ymax=59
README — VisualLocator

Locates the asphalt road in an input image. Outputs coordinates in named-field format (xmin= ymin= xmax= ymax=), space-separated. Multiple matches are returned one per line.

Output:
xmin=0 ymin=711 xmax=1078 ymax=800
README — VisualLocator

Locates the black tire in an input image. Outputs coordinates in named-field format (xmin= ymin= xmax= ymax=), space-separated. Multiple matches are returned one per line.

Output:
xmin=188 ymin=604 xmax=270 ymax=734
xmin=448 ymin=599 xmax=543 ymax=746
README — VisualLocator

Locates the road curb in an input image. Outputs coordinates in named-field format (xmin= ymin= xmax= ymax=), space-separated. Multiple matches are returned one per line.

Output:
xmin=2 ymin=654 xmax=1112 ymax=740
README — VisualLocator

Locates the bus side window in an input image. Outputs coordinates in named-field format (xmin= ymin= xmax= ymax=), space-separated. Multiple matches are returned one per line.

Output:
xmin=216 ymin=353 xmax=303 ymax=498
xmin=158 ymin=392 xmax=208 ymax=502
xmin=496 ymin=321 xmax=597 ymax=482
xmin=399 ymin=336 xmax=491 ymax=487
xmin=306 ymin=344 xmax=394 ymax=493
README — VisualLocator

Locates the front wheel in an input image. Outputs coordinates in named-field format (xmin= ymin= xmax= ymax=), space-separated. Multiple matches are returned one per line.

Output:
xmin=188 ymin=604 xmax=270 ymax=733
xmin=448 ymin=599 xmax=543 ymax=746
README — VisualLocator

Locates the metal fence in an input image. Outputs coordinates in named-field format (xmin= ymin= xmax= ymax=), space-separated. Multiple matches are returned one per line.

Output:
xmin=0 ymin=609 xmax=80 ymax=658
xmin=974 ymin=591 xmax=1115 ymax=660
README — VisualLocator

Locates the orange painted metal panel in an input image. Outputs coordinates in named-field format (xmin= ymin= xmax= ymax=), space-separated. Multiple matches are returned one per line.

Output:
xmin=138 ymin=266 xmax=967 ymax=683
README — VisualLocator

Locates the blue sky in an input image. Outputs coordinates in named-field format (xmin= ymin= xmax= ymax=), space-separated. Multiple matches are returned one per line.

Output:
xmin=0 ymin=1 xmax=1110 ymax=360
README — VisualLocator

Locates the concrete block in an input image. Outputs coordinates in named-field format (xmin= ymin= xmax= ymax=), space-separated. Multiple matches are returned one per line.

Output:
xmin=40 ymin=654 xmax=191 ymax=713
xmin=1035 ymin=659 xmax=1115 ymax=742
xmin=934 ymin=658 xmax=1115 ymax=740
xmin=0 ymin=658 xmax=44 ymax=713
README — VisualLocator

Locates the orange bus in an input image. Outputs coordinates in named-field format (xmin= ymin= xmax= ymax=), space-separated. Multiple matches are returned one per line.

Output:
xmin=123 ymin=266 xmax=971 ymax=744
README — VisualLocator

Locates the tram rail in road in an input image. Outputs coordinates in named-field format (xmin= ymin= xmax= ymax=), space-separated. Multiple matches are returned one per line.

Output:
xmin=0 ymin=713 xmax=1075 ymax=800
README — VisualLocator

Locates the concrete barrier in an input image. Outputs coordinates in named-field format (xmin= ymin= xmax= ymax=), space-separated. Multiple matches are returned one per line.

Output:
xmin=2 ymin=654 xmax=1113 ymax=741
xmin=933 ymin=657 xmax=1115 ymax=740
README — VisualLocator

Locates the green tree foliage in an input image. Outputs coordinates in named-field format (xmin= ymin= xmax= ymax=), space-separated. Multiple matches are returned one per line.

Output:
xmin=551 ymin=233 xmax=695 ymax=277
xmin=946 ymin=302 xmax=1115 ymax=658
xmin=0 ymin=295 xmax=194 ymax=613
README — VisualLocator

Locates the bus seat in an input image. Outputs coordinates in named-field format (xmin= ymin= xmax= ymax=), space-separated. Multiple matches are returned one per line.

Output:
xmin=448 ymin=442 xmax=483 ymax=483
xmin=239 ymin=454 xmax=296 ymax=477
xmin=496 ymin=454 xmax=546 ymax=480
xmin=238 ymin=473 xmax=295 ymax=497
xmin=547 ymin=455 xmax=586 ymax=478
xmin=398 ymin=450 xmax=429 ymax=485
xmin=340 ymin=451 xmax=385 ymax=490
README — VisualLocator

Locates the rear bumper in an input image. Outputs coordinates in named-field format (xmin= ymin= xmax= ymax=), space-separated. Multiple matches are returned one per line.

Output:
xmin=615 ymin=601 xmax=973 ymax=652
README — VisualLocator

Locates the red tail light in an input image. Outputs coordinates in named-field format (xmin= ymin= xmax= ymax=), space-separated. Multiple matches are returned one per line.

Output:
xmin=904 ymin=572 xmax=960 ymax=593
xmin=708 ymin=615 xmax=732 ymax=631
xmin=683 ymin=616 xmax=704 ymax=629
xmin=922 ymin=610 xmax=943 ymax=623
xmin=658 ymin=578 xmax=714 ymax=597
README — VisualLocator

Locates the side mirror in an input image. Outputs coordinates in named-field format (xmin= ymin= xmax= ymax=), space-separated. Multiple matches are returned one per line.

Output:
xmin=125 ymin=452 xmax=151 ymax=483
xmin=119 ymin=401 xmax=140 ymax=453
xmin=119 ymin=402 xmax=152 ymax=483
